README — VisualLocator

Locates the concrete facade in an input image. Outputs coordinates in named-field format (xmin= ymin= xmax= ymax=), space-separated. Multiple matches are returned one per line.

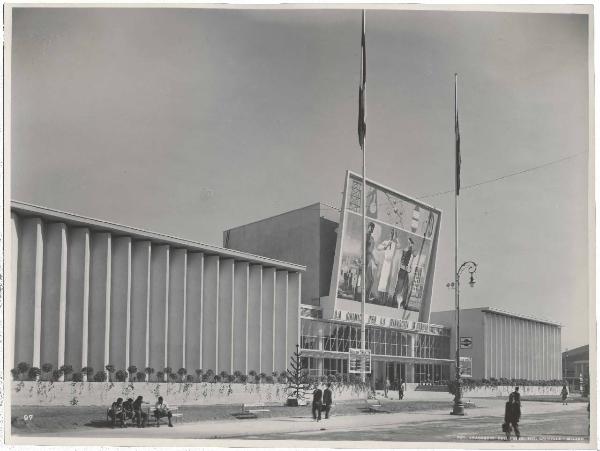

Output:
xmin=224 ymin=203 xmax=338 ymax=306
xmin=431 ymin=307 xmax=562 ymax=380
xmin=9 ymin=202 xmax=304 ymax=377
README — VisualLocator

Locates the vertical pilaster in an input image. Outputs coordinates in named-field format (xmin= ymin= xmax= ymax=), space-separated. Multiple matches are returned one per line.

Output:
xmin=149 ymin=244 xmax=169 ymax=379
xmin=131 ymin=241 xmax=151 ymax=373
xmin=218 ymin=259 xmax=234 ymax=373
xmin=185 ymin=253 xmax=203 ymax=372
xmin=202 ymin=256 xmax=219 ymax=373
xmin=168 ymin=248 xmax=186 ymax=372
xmin=110 ymin=237 xmax=131 ymax=372
xmin=287 ymin=272 xmax=301 ymax=373
xmin=274 ymin=270 xmax=288 ymax=372
xmin=10 ymin=213 xmax=20 ymax=369
xmin=41 ymin=223 xmax=66 ymax=371
xmin=261 ymin=267 xmax=276 ymax=373
xmin=88 ymin=232 xmax=111 ymax=376
xmin=248 ymin=265 xmax=262 ymax=373
xmin=233 ymin=261 xmax=249 ymax=373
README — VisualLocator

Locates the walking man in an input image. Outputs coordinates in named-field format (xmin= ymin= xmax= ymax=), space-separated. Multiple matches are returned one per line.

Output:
xmin=398 ymin=378 xmax=405 ymax=400
xmin=561 ymin=385 xmax=569 ymax=405
xmin=323 ymin=383 xmax=333 ymax=419
xmin=312 ymin=384 xmax=323 ymax=421
xmin=503 ymin=393 xmax=521 ymax=440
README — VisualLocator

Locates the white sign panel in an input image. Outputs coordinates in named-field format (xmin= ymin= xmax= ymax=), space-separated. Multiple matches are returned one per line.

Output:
xmin=460 ymin=337 xmax=473 ymax=349
xmin=349 ymin=348 xmax=372 ymax=374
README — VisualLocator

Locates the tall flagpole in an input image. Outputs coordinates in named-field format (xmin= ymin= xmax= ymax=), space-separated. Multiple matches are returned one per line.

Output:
xmin=451 ymin=73 xmax=465 ymax=415
xmin=360 ymin=10 xmax=367 ymax=384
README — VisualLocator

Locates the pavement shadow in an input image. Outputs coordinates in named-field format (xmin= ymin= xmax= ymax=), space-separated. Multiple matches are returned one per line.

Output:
xmin=84 ymin=420 xmax=112 ymax=428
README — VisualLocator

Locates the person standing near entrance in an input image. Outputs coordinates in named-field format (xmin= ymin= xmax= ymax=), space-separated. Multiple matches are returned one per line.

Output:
xmin=398 ymin=378 xmax=405 ymax=400
xmin=323 ymin=383 xmax=333 ymax=419
xmin=312 ymin=384 xmax=323 ymax=421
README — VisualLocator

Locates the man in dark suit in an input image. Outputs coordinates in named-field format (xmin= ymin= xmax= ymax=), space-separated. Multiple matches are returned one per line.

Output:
xmin=323 ymin=383 xmax=333 ymax=419
xmin=511 ymin=386 xmax=521 ymax=406
xmin=312 ymin=385 xmax=323 ymax=421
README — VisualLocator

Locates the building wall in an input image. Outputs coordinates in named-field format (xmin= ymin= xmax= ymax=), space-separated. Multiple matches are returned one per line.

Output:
xmin=431 ymin=308 xmax=562 ymax=380
xmin=224 ymin=203 xmax=338 ymax=307
xmin=9 ymin=203 xmax=304 ymax=377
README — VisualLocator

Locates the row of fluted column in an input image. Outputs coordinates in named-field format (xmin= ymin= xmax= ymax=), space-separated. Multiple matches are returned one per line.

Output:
xmin=11 ymin=209 xmax=302 ymax=378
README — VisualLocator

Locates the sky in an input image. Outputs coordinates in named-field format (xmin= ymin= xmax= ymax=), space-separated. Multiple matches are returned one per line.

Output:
xmin=10 ymin=7 xmax=590 ymax=350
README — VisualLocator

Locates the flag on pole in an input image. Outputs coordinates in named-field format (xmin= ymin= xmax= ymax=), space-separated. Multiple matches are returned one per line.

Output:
xmin=455 ymin=74 xmax=461 ymax=195
xmin=358 ymin=10 xmax=366 ymax=151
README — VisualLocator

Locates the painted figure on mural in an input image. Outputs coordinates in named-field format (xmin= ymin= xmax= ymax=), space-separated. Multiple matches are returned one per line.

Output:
xmin=376 ymin=229 xmax=399 ymax=305
xmin=364 ymin=222 xmax=377 ymax=301
xmin=394 ymin=237 xmax=415 ymax=309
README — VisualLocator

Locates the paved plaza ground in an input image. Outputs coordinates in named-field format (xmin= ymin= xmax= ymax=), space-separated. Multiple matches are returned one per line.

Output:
xmin=11 ymin=394 xmax=591 ymax=445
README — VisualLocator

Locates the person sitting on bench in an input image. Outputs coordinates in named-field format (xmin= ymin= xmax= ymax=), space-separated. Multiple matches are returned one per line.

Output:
xmin=133 ymin=396 xmax=148 ymax=428
xmin=154 ymin=396 xmax=173 ymax=427
xmin=122 ymin=398 xmax=135 ymax=425
xmin=109 ymin=397 xmax=125 ymax=428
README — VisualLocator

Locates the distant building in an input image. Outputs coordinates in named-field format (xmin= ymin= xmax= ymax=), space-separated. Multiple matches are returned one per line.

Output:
xmin=431 ymin=307 xmax=562 ymax=380
xmin=562 ymin=345 xmax=589 ymax=391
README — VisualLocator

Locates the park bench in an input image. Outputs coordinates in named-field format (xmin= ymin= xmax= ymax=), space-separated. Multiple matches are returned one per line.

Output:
xmin=234 ymin=402 xmax=271 ymax=419
xmin=364 ymin=398 xmax=390 ymax=413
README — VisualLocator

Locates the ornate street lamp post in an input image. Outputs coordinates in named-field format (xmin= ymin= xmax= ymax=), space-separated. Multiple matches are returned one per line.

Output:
xmin=447 ymin=260 xmax=477 ymax=416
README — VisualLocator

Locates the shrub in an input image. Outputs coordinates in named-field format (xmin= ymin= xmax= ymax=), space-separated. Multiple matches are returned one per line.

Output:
xmin=248 ymin=370 xmax=257 ymax=377
xmin=127 ymin=366 xmax=137 ymax=381
xmin=227 ymin=374 xmax=235 ymax=383
xmin=185 ymin=374 xmax=194 ymax=382
xmin=93 ymin=371 xmax=107 ymax=382
xmin=115 ymin=370 xmax=128 ymax=382
xmin=136 ymin=371 xmax=146 ymax=382
xmin=51 ymin=370 xmax=62 ymax=381
xmin=10 ymin=368 xmax=19 ymax=380
xmin=177 ymin=368 xmax=187 ymax=381
xmin=60 ymin=365 xmax=73 ymax=381
xmin=168 ymin=373 xmax=178 ymax=382
xmin=219 ymin=370 xmax=229 ymax=380
xmin=239 ymin=374 xmax=248 ymax=383
xmin=28 ymin=367 xmax=41 ymax=381
xmin=195 ymin=369 xmax=203 ymax=381
xmin=214 ymin=375 xmax=222 ymax=383
xmin=254 ymin=374 xmax=261 ymax=383
xmin=105 ymin=365 xmax=115 ymax=382
xmin=163 ymin=367 xmax=173 ymax=377
xmin=71 ymin=372 xmax=83 ymax=382
xmin=81 ymin=367 xmax=94 ymax=378
xmin=17 ymin=362 xmax=30 ymax=380
xmin=41 ymin=363 xmax=53 ymax=379
xmin=156 ymin=371 xmax=164 ymax=382
xmin=265 ymin=375 xmax=274 ymax=384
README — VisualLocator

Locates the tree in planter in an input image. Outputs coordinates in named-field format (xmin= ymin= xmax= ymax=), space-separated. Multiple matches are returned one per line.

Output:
xmin=41 ymin=363 xmax=53 ymax=381
xmin=60 ymin=365 xmax=73 ymax=382
xmin=17 ymin=362 xmax=30 ymax=381
xmin=286 ymin=344 xmax=310 ymax=406
xmin=72 ymin=372 xmax=83 ymax=382
xmin=115 ymin=369 xmax=128 ymax=382
xmin=81 ymin=367 xmax=94 ymax=381
xmin=144 ymin=367 xmax=155 ymax=382
xmin=177 ymin=368 xmax=187 ymax=382
xmin=127 ymin=365 xmax=138 ymax=382
xmin=195 ymin=369 xmax=203 ymax=382
xmin=93 ymin=371 xmax=107 ymax=382
xmin=105 ymin=364 xmax=116 ymax=382
xmin=28 ymin=367 xmax=41 ymax=381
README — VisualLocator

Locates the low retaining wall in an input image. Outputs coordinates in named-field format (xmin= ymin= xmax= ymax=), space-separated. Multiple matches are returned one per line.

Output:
xmin=12 ymin=381 xmax=369 ymax=407
xmin=461 ymin=385 xmax=562 ymax=398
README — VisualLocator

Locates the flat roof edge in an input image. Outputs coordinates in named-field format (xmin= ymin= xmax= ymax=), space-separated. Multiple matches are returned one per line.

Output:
xmin=11 ymin=200 xmax=306 ymax=272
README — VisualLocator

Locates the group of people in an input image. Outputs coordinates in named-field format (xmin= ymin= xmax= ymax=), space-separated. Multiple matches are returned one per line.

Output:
xmin=383 ymin=378 xmax=405 ymax=400
xmin=108 ymin=395 xmax=174 ymax=428
xmin=311 ymin=383 xmax=334 ymax=421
